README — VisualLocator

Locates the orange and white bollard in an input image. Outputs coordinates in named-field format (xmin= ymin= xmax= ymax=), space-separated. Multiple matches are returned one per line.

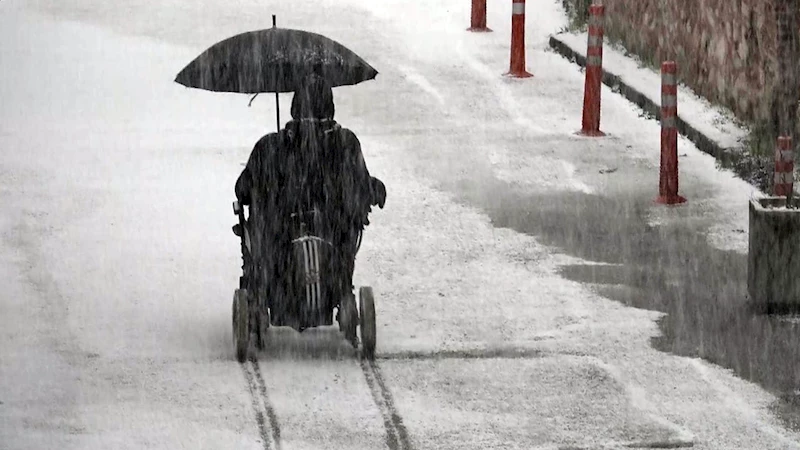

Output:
xmin=468 ymin=0 xmax=492 ymax=32
xmin=579 ymin=4 xmax=605 ymax=136
xmin=774 ymin=136 xmax=795 ymax=197
xmin=506 ymin=0 xmax=532 ymax=78
xmin=656 ymin=61 xmax=687 ymax=205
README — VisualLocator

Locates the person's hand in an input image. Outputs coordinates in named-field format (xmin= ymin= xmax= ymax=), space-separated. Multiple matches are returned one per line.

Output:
xmin=371 ymin=177 xmax=386 ymax=209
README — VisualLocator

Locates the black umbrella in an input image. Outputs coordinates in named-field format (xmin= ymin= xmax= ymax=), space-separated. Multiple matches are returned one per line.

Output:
xmin=175 ymin=16 xmax=378 ymax=131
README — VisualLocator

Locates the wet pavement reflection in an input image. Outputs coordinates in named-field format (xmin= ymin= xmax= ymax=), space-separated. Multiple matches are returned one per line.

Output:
xmin=450 ymin=178 xmax=800 ymax=431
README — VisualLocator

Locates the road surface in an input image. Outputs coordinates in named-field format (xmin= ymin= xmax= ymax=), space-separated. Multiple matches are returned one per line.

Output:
xmin=2 ymin=0 xmax=799 ymax=449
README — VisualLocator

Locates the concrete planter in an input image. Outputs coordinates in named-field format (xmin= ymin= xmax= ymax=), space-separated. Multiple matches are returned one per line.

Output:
xmin=748 ymin=197 xmax=800 ymax=312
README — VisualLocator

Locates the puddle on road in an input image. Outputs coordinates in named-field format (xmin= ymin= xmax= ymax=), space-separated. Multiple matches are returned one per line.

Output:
xmin=446 ymin=176 xmax=800 ymax=432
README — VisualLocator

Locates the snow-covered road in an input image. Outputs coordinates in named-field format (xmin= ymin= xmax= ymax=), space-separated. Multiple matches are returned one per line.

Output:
xmin=2 ymin=0 xmax=799 ymax=449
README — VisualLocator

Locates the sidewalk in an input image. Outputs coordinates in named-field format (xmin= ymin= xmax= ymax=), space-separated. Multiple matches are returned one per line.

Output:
xmin=549 ymin=30 xmax=795 ymax=198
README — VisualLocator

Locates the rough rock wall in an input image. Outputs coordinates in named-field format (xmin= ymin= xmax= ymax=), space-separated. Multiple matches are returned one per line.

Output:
xmin=596 ymin=0 xmax=783 ymax=125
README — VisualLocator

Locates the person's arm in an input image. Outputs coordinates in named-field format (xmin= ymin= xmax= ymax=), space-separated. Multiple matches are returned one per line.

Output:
xmin=235 ymin=136 xmax=270 ymax=205
xmin=235 ymin=167 xmax=252 ymax=205
xmin=344 ymin=130 xmax=386 ymax=207
xmin=341 ymin=130 xmax=376 ymax=219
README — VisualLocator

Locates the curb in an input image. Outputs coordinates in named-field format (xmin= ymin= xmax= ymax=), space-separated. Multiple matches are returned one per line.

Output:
xmin=548 ymin=33 xmax=777 ymax=195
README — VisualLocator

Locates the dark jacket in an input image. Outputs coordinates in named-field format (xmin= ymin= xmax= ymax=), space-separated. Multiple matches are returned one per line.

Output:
xmin=235 ymin=74 xmax=385 ymax=244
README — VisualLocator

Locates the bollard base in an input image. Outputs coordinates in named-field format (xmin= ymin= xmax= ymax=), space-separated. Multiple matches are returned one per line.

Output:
xmin=467 ymin=26 xmax=493 ymax=32
xmin=576 ymin=129 xmax=606 ymax=137
xmin=654 ymin=194 xmax=687 ymax=205
xmin=504 ymin=70 xmax=533 ymax=78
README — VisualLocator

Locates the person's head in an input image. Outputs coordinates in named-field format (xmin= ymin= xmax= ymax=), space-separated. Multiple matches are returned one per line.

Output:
xmin=290 ymin=73 xmax=335 ymax=120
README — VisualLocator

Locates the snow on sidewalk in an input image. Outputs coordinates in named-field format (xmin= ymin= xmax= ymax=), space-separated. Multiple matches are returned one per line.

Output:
xmin=552 ymin=31 xmax=751 ymax=151
xmin=550 ymin=30 xmax=770 ymax=253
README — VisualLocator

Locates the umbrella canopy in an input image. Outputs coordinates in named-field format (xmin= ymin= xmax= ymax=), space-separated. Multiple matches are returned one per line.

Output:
xmin=174 ymin=27 xmax=379 ymax=94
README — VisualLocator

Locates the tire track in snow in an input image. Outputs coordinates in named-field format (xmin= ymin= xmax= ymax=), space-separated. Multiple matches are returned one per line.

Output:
xmin=252 ymin=361 xmax=282 ymax=447
xmin=376 ymin=347 xmax=558 ymax=361
xmin=360 ymin=358 xmax=415 ymax=450
xmin=242 ymin=359 xmax=282 ymax=450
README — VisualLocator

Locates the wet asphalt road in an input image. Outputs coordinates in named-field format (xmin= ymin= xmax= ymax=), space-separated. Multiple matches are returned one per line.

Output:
xmin=31 ymin=2 xmax=799 ymax=429
xmin=445 ymin=174 xmax=800 ymax=431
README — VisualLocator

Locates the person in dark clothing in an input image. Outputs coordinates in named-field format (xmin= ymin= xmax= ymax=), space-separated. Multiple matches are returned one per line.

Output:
xmin=234 ymin=73 xmax=385 ymax=326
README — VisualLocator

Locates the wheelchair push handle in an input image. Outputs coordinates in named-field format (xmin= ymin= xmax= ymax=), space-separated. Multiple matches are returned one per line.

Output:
xmin=232 ymin=200 xmax=246 ymax=239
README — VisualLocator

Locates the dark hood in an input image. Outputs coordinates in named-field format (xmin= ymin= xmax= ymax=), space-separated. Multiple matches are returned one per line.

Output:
xmin=290 ymin=73 xmax=335 ymax=120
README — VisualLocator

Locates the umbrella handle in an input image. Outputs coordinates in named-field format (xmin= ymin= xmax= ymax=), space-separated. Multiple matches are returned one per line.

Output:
xmin=273 ymin=14 xmax=279 ymax=132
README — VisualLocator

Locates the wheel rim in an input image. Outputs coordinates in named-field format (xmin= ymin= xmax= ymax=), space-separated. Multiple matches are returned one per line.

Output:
xmin=339 ymin=293 xmax=358 ymax=346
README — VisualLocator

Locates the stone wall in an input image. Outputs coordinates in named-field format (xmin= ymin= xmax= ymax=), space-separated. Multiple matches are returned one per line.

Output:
xmin=577 ymin=0 xmax=793 ymax=127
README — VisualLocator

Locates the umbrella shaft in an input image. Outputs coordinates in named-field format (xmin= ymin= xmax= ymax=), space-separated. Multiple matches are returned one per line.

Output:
xmin=276 ymin=92 xmax=281 ymax=132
